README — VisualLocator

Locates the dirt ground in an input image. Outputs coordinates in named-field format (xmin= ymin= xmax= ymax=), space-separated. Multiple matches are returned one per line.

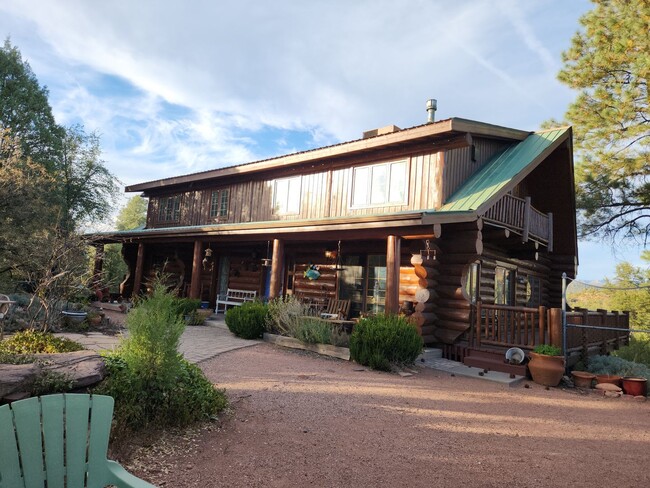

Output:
xmin=124 ymin=343 xmax=649 ymax=488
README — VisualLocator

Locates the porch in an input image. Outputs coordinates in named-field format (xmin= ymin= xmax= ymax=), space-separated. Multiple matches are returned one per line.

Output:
xmin=443 ymin=302 xmax=630 ymax=374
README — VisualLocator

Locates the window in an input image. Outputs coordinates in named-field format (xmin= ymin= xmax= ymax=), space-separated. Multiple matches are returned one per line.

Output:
xmin=494 ymin=266 xmax=515 ymax=305
xmin=462 ymin=262 xmax=481 ymax=304
xmin=273 ymin=177 xmax=301 ymax=215
xmin=351 ymin=160 xmax=408 ymax=207
xmin=525 ymin=275 xmax=542 ymax=307
xmin=210 ymin=188 xmax=230 ymax=219
xmin=158 ymin=195 xmax=181 ymax=222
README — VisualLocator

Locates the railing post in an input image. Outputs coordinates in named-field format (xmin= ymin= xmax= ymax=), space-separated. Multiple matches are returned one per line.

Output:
xmin=522 ymin=197 xmax=531 ymax=243
xmin=538 ymin=305 xmax=546 ymax=347
xmin=561 ymin=272 xmax=567 ymax=366
xmin=547 ymin=213 xmax=554 ymax=252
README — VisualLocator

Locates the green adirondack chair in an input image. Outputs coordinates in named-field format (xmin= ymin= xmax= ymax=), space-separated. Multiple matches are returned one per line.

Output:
xmin=0 ymin=394 xmax=156 ymax=488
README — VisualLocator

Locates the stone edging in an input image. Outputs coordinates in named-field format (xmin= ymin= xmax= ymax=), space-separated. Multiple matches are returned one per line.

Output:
xmin=263 ymin=333 xmax=350 ymax=361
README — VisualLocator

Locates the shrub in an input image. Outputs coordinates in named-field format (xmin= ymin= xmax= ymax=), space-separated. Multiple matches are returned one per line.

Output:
xmin=265 ymin=295 xmax=306 ymax=336
xmin=0 ymin=351 xmax=35 ymax=364
xmin=32 ymin=370 xmax=74 ymax=396
xmin=613 ymin=335 xmax=650 ymax=367
xmin=97 ymin=353 xmax=227 ymax=430
xmin=587 ymin=354 xmax=650 ymax=380
xmin=533 ymin=344 xmax=562 ymax=356
xmin=294 ymin=318 xmax=332 ymax=344
xmin=0 ymin=330 xmax=84 ymax=354
xmin=96 ymin=281 xmax=227 ymax=431
xmin=349 ymin=314 xmax=423 ymax=371
xmin=225 ymin=301 xmax=268 ymax=339
xmin=173 ymin=297 xmax=201 ymax=317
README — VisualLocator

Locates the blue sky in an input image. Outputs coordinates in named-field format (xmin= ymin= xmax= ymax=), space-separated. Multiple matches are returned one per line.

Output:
xmin=0 ymin=0 xmax=645 ymax=280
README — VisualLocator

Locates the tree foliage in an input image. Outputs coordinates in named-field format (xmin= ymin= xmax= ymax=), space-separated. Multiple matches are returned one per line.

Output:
xmin=0 ymin=39 xmax=64 ymax=170
xmin=558 ymin=0 xmax=650 ymax=245
xmin=116 ymin=195 xmax=148 ymax=231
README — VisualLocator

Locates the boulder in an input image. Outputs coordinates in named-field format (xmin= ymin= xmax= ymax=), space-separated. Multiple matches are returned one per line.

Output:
xmin=0 ymin=351 xmax=106 ymax=400
xmin=595 ymin=382 xmax=622 ymax=393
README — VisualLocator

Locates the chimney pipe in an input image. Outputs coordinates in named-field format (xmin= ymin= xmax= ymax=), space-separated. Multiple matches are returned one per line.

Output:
xmin=426 ymin=99 xmax=437 ymax=123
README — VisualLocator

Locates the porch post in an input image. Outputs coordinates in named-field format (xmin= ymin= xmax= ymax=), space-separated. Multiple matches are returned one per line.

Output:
xmin=385 ymin=235 xmax=400 ymax=314
xmin=269 ymin=238 xmax=284 ymax=298
xmin=190 ymin=240 xmax=203 ymax=299
xmin=132 ymin=243 xmax=145 ymax=297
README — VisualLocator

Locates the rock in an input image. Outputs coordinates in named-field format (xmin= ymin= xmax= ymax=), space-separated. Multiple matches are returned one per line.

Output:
xmin=398 ymin=372 xmax=413 ymax=377
xmin=0 ymin=351 xmax=106 ymax=400
xmin=634 ymin=395 xmax=647 ymax=402
xmin=595 ymin=383 xmax=622 ymax=393
xmin=0 ymin=363 xmax=39 ymax=398
xmin=604 ymin=390 xmax=622 ymax=398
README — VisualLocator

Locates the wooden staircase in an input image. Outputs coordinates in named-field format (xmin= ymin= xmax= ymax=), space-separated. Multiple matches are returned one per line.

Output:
xmin=463 ymin=348 xmax=528 ymax=376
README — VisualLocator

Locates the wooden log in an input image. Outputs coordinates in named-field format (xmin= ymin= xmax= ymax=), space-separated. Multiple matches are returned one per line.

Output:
xmin=436 ymin=319 xmax=470 ymax=332
xmin=418 ymin=278 xmax=437 ymax=288
xmin=399 ymin=284 xmax=420 ymax=295
xmin=410 ymin=252 xmax=440 ymax=266
xmin=436 ymin=308 xmax=470 ymax=322
xmin=399 ymin=293 xmax=416 ymax=302
xmin=417 ymin=325 xmax=436 ymax=336
xmin=414 ymin=265 xmax=438 ymax=279
xmin=436 ymin=275 xmax=462 ymax=286
xmin=399 ymin=274 xmax=423 ymax=284
xmin=411 ymin=312 xmax=438 ymax=327
xmin=436 ymin=285 xmax=464 ymax=300
xmin=434 ymin=328 xmax=464 ymax=345
xmin=415 ymin=302 xmax=437 ymax=313
xmin=415 ymin=288 xmax=437 ymax=303
xmin=438 ymin=253 xmax=480 ymax=265
xmin=421 ymin=334 xmax=437 ymax=344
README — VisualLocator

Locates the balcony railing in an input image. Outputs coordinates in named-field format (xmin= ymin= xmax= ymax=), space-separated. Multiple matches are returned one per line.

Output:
xmin=483 ymin=194 xmax=553 ymax=249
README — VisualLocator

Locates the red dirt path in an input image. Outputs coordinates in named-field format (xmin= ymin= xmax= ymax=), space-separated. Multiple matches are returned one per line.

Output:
xmin=126 ymin=344 xmax=650 ymax=488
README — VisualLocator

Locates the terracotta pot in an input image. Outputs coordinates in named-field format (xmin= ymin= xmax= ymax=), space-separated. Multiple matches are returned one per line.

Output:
xmin=571 ymin=371 xmax=596 ymax=388
xmin=528 ymin=352 xmax=565 ymax=387
xmin=595 ymin=374 xmax=623 ymax=388
xmin=621 ymin=377 xmax=648 ymax=397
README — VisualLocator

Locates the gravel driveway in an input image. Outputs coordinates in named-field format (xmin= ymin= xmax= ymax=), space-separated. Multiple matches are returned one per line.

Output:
xmin=127 ymin=343 xmax=649 ymax=488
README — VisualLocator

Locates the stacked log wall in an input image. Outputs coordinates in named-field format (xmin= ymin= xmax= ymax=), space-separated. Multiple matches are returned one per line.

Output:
xmin=292 ymin=264 xmax=337 ymax=308
xmin=409 ymin=249 xmax=440 ymax=344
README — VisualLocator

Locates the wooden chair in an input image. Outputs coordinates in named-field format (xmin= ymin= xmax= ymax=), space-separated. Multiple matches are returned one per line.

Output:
xmin=0 ymin=394 xmax=155 ymax=488
xmin=325 ymin=299 xmax=351 ymax=319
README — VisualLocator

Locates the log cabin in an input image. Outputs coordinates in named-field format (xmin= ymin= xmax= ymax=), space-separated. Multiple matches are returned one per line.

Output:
xmin=93 ymin=113 xmax=627 ymax=372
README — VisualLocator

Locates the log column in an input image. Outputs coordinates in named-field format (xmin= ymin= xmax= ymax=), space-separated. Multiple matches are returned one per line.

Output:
xmin=189 ymin=240 xmax=203 ymax=299
xmin=385 ymin=235 xmax=401 ymax=314
xmin=269 ymin=239 xmax=284 ymax=298
xmin=132 ymin=243 xmax=145 ymax=298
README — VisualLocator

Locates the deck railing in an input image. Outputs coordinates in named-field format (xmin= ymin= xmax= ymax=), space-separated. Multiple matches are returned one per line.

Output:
xmin=483 ymin=194 xmax=552 ymax=247
xmin=470 ymin=302 xmax=630 ymax=353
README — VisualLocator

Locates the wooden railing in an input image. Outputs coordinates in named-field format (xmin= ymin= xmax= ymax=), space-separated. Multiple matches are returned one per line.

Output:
xmin=565 ymin=308 xmax=630 ymax=353
xmin=472 ymin=302 xmax=553 ymax=349
xmin=471 ymin=302 xmax=630 ymax=353
xmin=483 ymin=194 xmax=552 ymax=247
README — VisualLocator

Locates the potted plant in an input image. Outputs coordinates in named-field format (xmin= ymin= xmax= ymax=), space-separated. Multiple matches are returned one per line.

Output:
xmin=528 ymin=344 xmax=565 ymax=387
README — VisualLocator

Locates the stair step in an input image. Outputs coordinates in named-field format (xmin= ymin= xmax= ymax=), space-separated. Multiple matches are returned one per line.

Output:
xmin=464 ymin=356 xmax=527 ymax=376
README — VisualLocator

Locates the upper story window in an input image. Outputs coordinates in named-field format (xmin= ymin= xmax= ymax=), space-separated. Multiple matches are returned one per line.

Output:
xmin=351 ymin=160 xmax=408 ymax=208
xmin=273 ymin=176 xmax=301 ymax=215
xmin=158 ymin=195 xmax=181 ymax=222
xmin=210 ymin=188 xmax=230 ymax=219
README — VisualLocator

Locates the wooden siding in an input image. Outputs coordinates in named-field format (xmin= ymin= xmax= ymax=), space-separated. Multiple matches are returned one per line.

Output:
xmin=442 ymin=138 xmax=510 ymax=203
xmin=148 ymin=154 xmax=441 ymax=227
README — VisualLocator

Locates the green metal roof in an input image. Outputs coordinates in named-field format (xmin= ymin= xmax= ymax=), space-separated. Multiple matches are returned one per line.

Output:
xmin=439 ymin=127 xmax=570 ymax=213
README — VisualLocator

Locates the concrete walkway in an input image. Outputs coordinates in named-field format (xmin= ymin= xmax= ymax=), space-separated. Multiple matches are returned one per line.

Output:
xmin=56 ymin=315 xmax=261 ymax=364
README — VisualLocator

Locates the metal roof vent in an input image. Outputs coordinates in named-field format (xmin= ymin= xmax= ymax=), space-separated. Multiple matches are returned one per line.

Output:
xmin=426 ymin=99 xmax=437 ymax=123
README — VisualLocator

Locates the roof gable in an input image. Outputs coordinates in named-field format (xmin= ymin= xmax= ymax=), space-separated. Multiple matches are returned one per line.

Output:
xmin=439 ymin=127 xmax=571 ymax=214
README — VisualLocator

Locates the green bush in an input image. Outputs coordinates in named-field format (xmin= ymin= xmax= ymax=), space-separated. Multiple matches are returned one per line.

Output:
xmin=294 ymin=318 xmax=332 ymax=344
xmin=225 ymin=301 xmax=268 ymax=339
xmin=97 ymin=353 xmax=227 ymax=430
xmin=533 ymin=344 xmax=562 ymax=356
xmin=349 ymin=314 xmax=423 ymax=371
xmin=613 ymin=335 xmax=650 ymax=367
xmin=173 ymin=297 xmax=201 ymax=317
xmin=265 ymin=295 xmax=306 ymax=335
xmin=0 ymin=330 xmax=84 ymax=354
xmin=96 ymin=281 xmax=227 ymax=431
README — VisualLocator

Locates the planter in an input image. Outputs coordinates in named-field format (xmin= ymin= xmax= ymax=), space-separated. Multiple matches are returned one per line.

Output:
xmin=61 ymin=310 xmax=87 ymax=324
xmin=571 ymin=371 xmax=596 ymax=388
xmin=595 ymin=374 xmax=623 ymax=388
xmin=621 ymin=377 xmax=648 ymax=397
xmin=263 ymin=333 xmax=350 ymax=361
xmin=528 ymin=352 xmax=565 ymax=387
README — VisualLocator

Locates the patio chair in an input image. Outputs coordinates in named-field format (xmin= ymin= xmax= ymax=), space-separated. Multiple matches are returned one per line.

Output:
xmin=324 ymin=298 xmax=351 ymax=320
xmin=0 ymin=393 xmax=155 ymax=487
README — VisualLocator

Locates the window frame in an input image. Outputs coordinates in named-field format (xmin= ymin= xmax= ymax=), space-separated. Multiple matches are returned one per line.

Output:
xmin=273 ymin=176 xmax=302 ymax=215
xmin=350 ymin=159 xmax=409 ymax=209
xmin=158 ymin=195 xmax=181 ymax=222
xmin=210 ymin=188 xmax=230 ymax=220
xmin=494 ymin=265 xmax=516 ymax=306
